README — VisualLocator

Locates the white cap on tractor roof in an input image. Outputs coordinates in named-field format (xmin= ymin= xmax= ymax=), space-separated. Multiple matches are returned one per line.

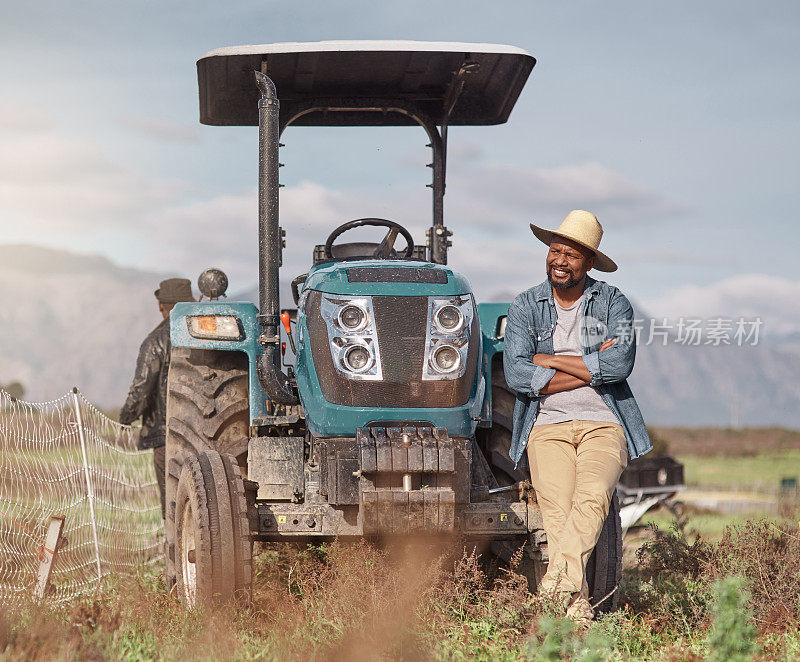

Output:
xmin=200 ymin=40 xmax=533 ymax=59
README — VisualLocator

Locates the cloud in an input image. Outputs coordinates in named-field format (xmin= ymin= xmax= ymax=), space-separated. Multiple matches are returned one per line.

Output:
xmin=446 ymin=161 xmax=687 ymax=229
xmin=0 ymin=110 xmax=687 ymax=297
xmin=0 ymin=131 xmax=187 ymax=233
xmin=614 ymin=249 xmax=740 ymax=267
xmin=0 ymin=100 xmax=50 ymax=133
xmin=643 ymin=274 xmax=800 ymax=337
xmin=120 ymin=115 xmax=201 ymax=143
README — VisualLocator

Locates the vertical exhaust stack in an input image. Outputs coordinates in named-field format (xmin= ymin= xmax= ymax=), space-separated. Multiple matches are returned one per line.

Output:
xmin=255 ymin=71 xmax=299 ymax=405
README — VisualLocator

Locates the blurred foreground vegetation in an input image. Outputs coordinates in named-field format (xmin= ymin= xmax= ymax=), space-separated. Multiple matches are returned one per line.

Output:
xmin=2 ymin=508 xmax=799 ymax=661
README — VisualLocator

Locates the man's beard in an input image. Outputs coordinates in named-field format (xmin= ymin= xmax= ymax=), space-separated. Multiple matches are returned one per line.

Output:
xmin=547 ymin=267 xmax=581 ymax=290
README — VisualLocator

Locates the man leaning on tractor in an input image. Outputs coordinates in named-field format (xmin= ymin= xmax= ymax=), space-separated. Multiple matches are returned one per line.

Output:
xmin=120 ymin=278 xmax=195 ymax=519
xmin=504 ymin=210 xmax=652 ymax=626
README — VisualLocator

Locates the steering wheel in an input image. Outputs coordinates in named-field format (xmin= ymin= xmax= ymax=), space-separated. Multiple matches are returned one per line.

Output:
xmin=324 ymin=218 xmax=415 ymax=260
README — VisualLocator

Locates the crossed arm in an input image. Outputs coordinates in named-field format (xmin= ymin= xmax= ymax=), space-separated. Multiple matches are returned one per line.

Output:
xmin=502 ymin=296 xmax=632 ymax=398
xmin=533 ymin=338 xmax=616 ymax=394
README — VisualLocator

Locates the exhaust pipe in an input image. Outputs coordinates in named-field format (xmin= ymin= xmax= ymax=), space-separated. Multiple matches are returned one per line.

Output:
xmin=254 ymin=71 xmax=299 ymax=405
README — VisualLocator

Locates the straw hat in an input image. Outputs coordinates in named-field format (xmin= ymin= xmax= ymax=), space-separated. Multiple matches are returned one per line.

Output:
xmin=530 ymin=210 xmax=617 ymax=272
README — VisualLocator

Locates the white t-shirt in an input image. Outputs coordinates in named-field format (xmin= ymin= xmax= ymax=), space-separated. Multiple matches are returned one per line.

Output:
xmin=534 ymin=295 xmax=619 ymax=426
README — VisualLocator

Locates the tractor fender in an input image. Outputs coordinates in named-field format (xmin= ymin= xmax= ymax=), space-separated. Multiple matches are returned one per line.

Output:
xmin=169 ymin=301 xmax=268 ymax=419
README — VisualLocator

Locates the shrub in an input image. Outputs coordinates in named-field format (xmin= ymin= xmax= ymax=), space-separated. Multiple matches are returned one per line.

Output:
xmin=707 ymin=576 xmax=757 ymax=661
xmin=708 ymin=520 xmax=800 ymax=632
xmin=621 ymin=523 xmax=714 ymax=633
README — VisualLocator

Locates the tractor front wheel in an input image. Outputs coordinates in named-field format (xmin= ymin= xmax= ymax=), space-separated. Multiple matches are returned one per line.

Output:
xmin=173 ymin=450 xmax=252 ymax=607
xmin=165 ymin=348 xmax=250 ymax=593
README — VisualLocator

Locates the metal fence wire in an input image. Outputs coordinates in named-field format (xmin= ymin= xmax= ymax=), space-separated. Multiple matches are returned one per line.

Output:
xmin=0 ymin=388 xmax=163 ymax=603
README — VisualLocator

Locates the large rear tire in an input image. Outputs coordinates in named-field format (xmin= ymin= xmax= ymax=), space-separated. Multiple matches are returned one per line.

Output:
xmin=482 ymin=354 xmax=623 ymax=609
xmin=586 ymin=491 xmax=623 ymax=614
xmin=174 ymin=450 xmax=252 ymax=606
xmin=165 ymin=348 xmax=251 ymax=596
xmin=477 ymin=357 xmax=530 ymax=487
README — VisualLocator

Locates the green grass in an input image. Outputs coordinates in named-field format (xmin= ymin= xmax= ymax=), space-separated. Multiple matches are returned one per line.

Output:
xmin=676 ymin=449 xmax=800 ymax=492
xmin=640 ymin=508 xmax=785 ymax=540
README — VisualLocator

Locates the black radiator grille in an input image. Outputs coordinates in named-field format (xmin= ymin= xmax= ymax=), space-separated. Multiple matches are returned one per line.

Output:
xmin=305 ymin=291 xmax=478 ymax=408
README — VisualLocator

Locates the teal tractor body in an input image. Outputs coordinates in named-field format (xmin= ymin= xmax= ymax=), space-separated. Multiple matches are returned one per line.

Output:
xmin=168 ymin=272 xmax=506 ymax=437
xmin=164 ymin=42 xmax=621 ymax=611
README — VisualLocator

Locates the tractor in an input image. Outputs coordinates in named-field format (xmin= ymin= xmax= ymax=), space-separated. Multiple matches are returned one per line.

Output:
xmin=164 ymin=41 xmax=622 ymax=608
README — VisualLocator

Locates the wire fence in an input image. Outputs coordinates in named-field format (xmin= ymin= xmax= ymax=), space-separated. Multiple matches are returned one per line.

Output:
xmin=0 ymin=388 xmax=163 ymax=604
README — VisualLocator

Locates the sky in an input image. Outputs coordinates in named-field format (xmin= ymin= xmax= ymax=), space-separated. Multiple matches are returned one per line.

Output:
xmin=2 ymin=1 xmax=799 ymax=336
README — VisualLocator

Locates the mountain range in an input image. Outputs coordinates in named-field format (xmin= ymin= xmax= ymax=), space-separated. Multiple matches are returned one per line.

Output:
xmin=1 ymin=245 xmax=798 ymax=429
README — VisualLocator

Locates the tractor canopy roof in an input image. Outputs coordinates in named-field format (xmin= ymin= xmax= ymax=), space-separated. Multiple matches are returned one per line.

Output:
xmin=197 ymin=40 xmax=535 ymax=128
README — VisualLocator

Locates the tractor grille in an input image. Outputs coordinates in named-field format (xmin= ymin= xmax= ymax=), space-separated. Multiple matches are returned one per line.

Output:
xmin=305 ymin=290 xmax=478 ymax=408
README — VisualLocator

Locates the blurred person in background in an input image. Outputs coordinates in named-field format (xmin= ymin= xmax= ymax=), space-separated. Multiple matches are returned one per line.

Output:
xmin=119 ymin=278 xmax=195 ymax=519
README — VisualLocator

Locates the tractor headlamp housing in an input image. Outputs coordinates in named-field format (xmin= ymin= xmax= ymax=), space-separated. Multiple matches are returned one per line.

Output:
xmin=338 ymin=304 xmax=368 ymax=332
xmin=422 ymin=296 xmax=474 ymax=381
xmin=319 ymin=295 xmax=383 ymax=381
xmin=434 ymin=305 xmax=464 ymax=333
xmin=342 ymin=343 xmax=374 ymax=373
xmin=186 ymin=315 xmax=243 ymax=341
xmin=430 ymin=344 xmax=461 ymax=374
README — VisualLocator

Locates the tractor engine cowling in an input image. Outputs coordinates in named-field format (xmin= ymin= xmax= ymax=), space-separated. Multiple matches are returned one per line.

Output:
xmin=304 ymin=290 xmax=479 ymax=409
xmin=293 ymin=260 xmax=486 ymax=440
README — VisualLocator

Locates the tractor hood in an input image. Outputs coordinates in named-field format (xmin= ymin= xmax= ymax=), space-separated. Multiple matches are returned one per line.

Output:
xmin=302 ymin=260 xmax=473 ymax=297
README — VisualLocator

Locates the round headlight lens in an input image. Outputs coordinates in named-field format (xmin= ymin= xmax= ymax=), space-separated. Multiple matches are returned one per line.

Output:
xmin=435 ymin=305 xmax=463 ymax=333
xmin=431 ymin=344 xmax=461 ymax=374
xmin=343 ymin=344 xmax=373 ymax=373
xmin=338 ymin=304 xmax=367 ymax=331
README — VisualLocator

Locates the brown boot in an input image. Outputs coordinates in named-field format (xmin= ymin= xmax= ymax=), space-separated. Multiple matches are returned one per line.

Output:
xmin=565 ymin=593 xmax=594 ymax=629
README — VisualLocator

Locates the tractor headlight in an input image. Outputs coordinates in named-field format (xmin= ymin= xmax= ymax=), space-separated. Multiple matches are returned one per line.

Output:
xmin=430 ymin=344 xmax=461 ymax=374
xmin=342 ymin=343 xmax=374 ymax=373
xmin=338 ymin=304 xmax=368 ymax=332
xmin=434 ymin=305 xmax=463 ymax=333
xmin=186 ymin=315 xmax=243 ymax=341
xmin=422 ymin=296 xmax=474 ymax=381
xmin=319 ymin=295 xmax=383 ymax=381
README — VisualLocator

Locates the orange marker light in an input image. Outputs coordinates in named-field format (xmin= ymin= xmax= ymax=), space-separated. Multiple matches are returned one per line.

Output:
xmin=186 ymin=315 xmax=243 ymax=341
xmin=196 ymin=316 xmax=217 ymax=333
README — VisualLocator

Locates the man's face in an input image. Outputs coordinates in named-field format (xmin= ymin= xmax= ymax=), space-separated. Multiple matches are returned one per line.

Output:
xmin=546 ymin=237 xmax=596 ymax=290
xmin=158 ymin=301 xmax=175 ymax=319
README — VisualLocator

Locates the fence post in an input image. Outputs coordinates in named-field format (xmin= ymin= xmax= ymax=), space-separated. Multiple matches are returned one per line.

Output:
xmin=35 ymin=515 xmax=65 ymax=599
xmin=72 ymin=388 xmax=102 ymax=592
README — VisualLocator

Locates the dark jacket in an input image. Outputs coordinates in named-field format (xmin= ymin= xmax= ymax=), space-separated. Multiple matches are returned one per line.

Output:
xmin=120 ymin=318 xmax=170 ymax=449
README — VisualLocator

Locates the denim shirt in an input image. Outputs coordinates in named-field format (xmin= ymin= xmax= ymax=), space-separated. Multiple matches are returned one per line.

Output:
xmin=502 ymin=275 xmax=651 ymax=466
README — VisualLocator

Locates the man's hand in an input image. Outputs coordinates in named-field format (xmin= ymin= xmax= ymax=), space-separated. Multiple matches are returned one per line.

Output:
xmin=599 ymin=338 xmax=616 ymax=351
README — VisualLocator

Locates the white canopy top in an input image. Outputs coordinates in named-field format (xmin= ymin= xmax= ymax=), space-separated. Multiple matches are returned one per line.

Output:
xmin=200 ymin=40 xmax=533 ymax=58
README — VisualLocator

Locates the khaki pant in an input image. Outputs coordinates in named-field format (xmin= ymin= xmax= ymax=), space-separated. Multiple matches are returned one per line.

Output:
xmin=527 ymin=420 xmax=627 ymax=597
